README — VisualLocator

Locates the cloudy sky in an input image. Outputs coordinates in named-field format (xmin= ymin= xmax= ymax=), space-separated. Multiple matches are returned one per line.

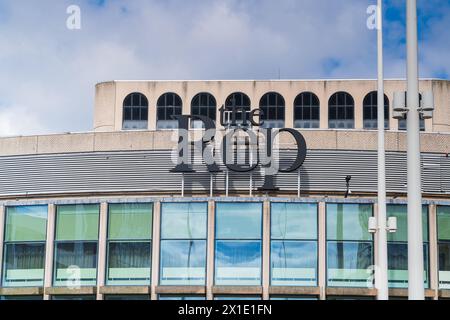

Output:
xmin=0 ymin=0 xmax=448 ymax=136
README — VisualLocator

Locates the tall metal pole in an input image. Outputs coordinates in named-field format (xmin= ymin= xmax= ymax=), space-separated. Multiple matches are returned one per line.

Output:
xmin=375 ymin=0 xmax=389 ymax=301
xmin=406 ymin=0 xmax=425 ymax=300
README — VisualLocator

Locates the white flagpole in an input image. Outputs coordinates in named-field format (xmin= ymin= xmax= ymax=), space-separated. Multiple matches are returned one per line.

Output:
xmin=376 ymin=0 xmax=389 ymax=300
xmin=406 ymin=0 xmax=425 ymax=300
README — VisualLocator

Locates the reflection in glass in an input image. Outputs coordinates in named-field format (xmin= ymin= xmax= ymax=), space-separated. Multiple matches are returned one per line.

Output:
xmin=161 ymin=203 xmax=207 ymax=239
xmin=387 ymin=243 xmax=429 ymax=288
xmin=327 ymin=204 xmax=372 ymax=241
xmin=107 ymin=242 xmax=151 ymax=285
xmin=160 ymin=240 xmax=206 ymax=285
xmin=271 ymin=241 xmax=317 ymax=286
xmin=216 ymin=203 xmax=262 ymax=239
xmin=54 ymin=242 xmax=97 ymax=286
xmin=270 ymin=203 xmax=318 ymax=287
xmin=271 ymin=203 xmax=317 ymax=240
xmin=438 ymin=206 xmax=450 ymax=289
xmin=327 ymin=242 xmax=373 ymax=287
xmin=160 ymin=203 xmax=207 ymax=285
xmin=387 ymin=204 xmax=429 ymax=288
xmin=3 ymin=243 xmax=46 ymax=287
xmin=439 ymin=243 xmax=450 ymax=289
xmin=106 ymin=203 xmax=153 ymax=286
xmin=54 ymin=204 xmax=99 ymax=287
xmin=2 ymin=205 xmax=48 ymax=287
xmin=215 ymin=241 xmax=261 ymax=286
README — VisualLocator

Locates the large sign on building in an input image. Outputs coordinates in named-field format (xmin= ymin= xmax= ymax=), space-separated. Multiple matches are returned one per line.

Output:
xmin=170 ymin=107 xmax=307 ymax=190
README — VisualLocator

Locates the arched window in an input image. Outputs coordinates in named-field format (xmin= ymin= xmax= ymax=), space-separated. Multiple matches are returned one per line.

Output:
xmin=224 ymin=92 xmax=251 ymax=127
xmin=294 ymin=92 xmax=320 ymax=129
xmin=191 ymin=93 xmax=217 ymax=128
xmin=363 ymin=91 xmax=390 ymax=130
xmin=398 ymin=94 xmax=425 ymax=132
xmin=122 ymin=92 xmax=148 ymax=130
xmin=259 ymin=92 xmax=285 ymax=128
xmin=157 ymin=92 xmax=182 ymax=129
xmin=328 ymin=92 xmax=354 ymax=129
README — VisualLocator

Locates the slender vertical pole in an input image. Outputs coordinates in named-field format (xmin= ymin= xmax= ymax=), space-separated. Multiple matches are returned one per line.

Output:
xmin=43 ymin=204 xmax=56 ymax=300
xmin=406 ymin=0 xmax=425 ymax=300
xmin=96 ymin=202 xmax=108 ymax=300
xmin=0 ymin=206 xmax=5 ymax=289
xmin=376 ymin=0 xmax=389 ymax=300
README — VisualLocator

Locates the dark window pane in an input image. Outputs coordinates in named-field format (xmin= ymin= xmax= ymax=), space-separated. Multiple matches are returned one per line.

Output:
xmin=54 ymin=242 xmax=97 ymax=286
xmin=327 ymin=242 xmax=373 ymax=287
xmin=3 ymin=243 xmax=46 ymax=287
xmin=107 ymin=242 xmax=151 ymax=286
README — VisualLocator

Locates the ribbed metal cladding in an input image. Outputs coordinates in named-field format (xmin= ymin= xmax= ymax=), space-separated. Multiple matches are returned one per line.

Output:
xmin=0 ymin=150 xmax=448 ymax=197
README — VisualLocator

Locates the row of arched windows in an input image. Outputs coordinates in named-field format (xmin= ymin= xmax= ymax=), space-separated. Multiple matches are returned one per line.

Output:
xmin=122 ymin=91 xmax=424 ymax=131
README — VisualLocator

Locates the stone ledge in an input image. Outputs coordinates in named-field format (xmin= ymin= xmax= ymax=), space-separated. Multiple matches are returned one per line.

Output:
xmin=0 ymin=287 xmax=43 ymax=296
xmin=326 ymin=287 xmax=377 ymax=297
xmin=44 ymin=286 xmax=96 ymax=295
xmin=212 ymin=286 xmax=263 ymax=295
xmin=156 ymin=286 xmax=206 ymax=295
xmin=99 ymin=286 xmax=151 ymax=295
xmin=269 ymin=286 xmax=320 ymax=296
xmin=388 ymin=288 xmax=436 ymax=298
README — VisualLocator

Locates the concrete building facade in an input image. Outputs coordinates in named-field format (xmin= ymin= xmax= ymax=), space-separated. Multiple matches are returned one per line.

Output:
xmin=0 ymin=79 xmax=449 ymax=301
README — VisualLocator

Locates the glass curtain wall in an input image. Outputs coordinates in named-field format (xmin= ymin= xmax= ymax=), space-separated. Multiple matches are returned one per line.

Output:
xmin=271 ymin=203 xmax=318 ymax=286
xmin=106 ymin=203 xmax=153 ymax=286
xmin=2 ymin=206 xmax=48 ymax=287
xmin=215 ymin=203 xmax=262 ymax=285
xmin=53 ymin=204 xmax=99 ymax=287
xmin=386 ymin=204 xmax=429 ymax=288
xmin=327 ymin=203 xmax=373 ymax=287
xmin=438 ymin=206 xmax=450 ymax=289
xmin=160 ymin=203 xmax=207 ymax=285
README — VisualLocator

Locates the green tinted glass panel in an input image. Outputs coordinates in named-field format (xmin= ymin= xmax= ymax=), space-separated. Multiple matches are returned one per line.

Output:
xmin=55 ymin=205 xmax=99 ymax=241
xmin=216 ymin=203 xmax=262 ymax=239
xmin=438 ymin=206 xmax=450 ymax=241
xmin=5 ymin=206 xmax=48 ymax=242
xmin=387 ymin=205 xmax=428 ymax=242
xmin=161 ymin=203 xmax=207 ymax=239
xmin=327 ymin=204 xmax=372 ymax=241
xmin=108 ymin=203 xmax=153 ymax=240
xmin=271 ymin=203 xmax=317 ymax=240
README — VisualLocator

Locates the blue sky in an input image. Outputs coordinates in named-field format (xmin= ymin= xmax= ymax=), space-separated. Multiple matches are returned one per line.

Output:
xmin=0 ymin=0 xmax=448 ymax=136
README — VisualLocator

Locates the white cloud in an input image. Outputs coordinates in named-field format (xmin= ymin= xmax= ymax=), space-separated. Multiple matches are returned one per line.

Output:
xmin=0 ymin=0 xmax=447 ymax=136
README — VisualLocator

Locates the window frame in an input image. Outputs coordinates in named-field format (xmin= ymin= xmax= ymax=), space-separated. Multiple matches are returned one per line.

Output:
xmin=105 ymin=202 xmax=153 ymax=286
xmin=52 ymin=204 xmax=100 ymax=287
xmin=294 ymin=92 xmax=320 ymax=129
xmin=214 ymin=202 xmax=263 ymax=286
xmin=159 ymin=202 xmax=208 ymax=286
xmin=2 ymin=205 xmax=48 ymax=288
xmin=328 ymin=92 xmax=355 ymax=129
xmin=259 ymin=92 xmax=285 ymax=129
xmin=269 ymin=202 xmax=319 ymax=287
xmin=122 ymin=92 xmax=149 ymax=130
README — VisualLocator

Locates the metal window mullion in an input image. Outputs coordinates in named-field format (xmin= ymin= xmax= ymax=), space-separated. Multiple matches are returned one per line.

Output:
xmin=429 ymin=204 xmax=439 ymax=299
xmin=150 ymin=201 xmax=161 ymax=300
xmin=206 ymin=200 xmax=215 ymax=300
xmin=43 ymin=204 xmax=55 ymax=300
xmin=96 ymin=202 xmax=108 ymax=300
xmin=0 ymin=205 xmax=5 ymax=287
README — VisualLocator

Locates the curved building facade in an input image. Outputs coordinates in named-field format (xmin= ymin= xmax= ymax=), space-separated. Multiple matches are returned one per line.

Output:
xmin=0 ymin=79 xmax=449 ymax=300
